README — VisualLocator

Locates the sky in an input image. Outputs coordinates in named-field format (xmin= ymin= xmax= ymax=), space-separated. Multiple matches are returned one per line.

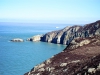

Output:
xmin=0 ymin=0 xmax=100 ymax=24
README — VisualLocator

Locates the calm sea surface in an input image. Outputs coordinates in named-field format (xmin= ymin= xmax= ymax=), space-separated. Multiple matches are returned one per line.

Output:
xmin=0 ymin=23 xmax=67 ymax=75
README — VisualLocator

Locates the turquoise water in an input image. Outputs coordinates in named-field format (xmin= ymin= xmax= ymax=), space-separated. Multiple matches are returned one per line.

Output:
xmin=0 ymin=23 xmax=66 ymax=75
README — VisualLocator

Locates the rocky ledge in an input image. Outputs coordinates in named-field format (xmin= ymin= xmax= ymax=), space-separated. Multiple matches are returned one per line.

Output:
xmin=25 ymin=35 xmax=100 ymax=75
xmin=10 ymin=38 xmax=24 ymax=42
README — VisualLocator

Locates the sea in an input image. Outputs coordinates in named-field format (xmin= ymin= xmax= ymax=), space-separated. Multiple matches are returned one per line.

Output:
xmin=0 ymin=22 xmax=68 ymax=75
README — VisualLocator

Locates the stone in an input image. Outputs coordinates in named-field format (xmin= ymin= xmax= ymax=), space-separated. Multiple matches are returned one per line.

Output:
xmin=60 ymin=63 xmax=67 ymax=67
xmin=71 ymin=60 xmax=80 ymax=63
xmin=46 ymin=59 xmax=51 ymax=64
xmin=97 ymin=63 xmax=100 ymax=71
xmin=46 ymin=67 xmax=55 ymax=71
xmin=38 ymin=68 xmax=45 ymax=71
xmin=34 ymin=63 xmax=45 ymax=70
xmin=79 ymin=39 xmax=90 ymax=46
xmin=88 ymin=68 xmax=96 ymax=74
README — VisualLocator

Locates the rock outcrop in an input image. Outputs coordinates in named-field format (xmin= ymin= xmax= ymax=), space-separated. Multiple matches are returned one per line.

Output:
xmin=24 ymin=35 xmax=100 ymax=75
xmin=10 ymin=38 xmax=24 ymax=42
xmin=27 ymin=35 xmax=43 ymax=41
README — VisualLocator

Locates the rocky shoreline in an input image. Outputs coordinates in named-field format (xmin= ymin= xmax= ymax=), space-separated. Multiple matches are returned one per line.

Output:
xmin=24 ymin=20 xmax=100 ymax=75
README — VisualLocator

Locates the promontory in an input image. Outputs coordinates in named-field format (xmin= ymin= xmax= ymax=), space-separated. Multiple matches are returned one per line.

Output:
xmin=25 ymin=20 xmax=100 ymax=75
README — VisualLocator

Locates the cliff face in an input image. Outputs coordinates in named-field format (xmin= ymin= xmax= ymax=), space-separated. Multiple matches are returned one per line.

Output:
xmin=25 ymin=35 xmax=100 ymax=75
xmin=28 ymin=20 xmax=100 ymax=45
xmin=41 ymin=26 xmax=82 ymax=45
xmin=41 ymin=20 xmax=100 ymax=45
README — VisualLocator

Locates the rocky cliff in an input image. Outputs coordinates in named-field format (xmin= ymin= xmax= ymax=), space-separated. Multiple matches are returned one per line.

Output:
xmin=24 ymin=20 xmax=100 ymax=75
xmin=28 ymin=20 xmax=100 ymax=45
xmin=25 ymin=35 xmax=100 ymax=75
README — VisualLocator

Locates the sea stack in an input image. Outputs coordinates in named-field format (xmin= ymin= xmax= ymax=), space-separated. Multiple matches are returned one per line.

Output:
xmin=10 ymin=38 xmax=24 ymax=42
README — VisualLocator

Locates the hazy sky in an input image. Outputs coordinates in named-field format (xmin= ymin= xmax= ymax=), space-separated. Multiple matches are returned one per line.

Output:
xmin=0 ymin=0 xmax=100 ymax=24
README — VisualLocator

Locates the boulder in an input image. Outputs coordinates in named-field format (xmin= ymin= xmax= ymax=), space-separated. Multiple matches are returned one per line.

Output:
xmin=10 ymin=38 xmax=24 ymax=42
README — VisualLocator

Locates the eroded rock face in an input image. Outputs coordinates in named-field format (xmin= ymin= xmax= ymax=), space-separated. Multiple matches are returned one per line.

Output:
xmin=41 ymin=26 xmax=82 ymax=45
xmin=10 ymin=38 xmax=24 ymax=42
xmin=24 ymin=35 xmax=100 ymax=75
